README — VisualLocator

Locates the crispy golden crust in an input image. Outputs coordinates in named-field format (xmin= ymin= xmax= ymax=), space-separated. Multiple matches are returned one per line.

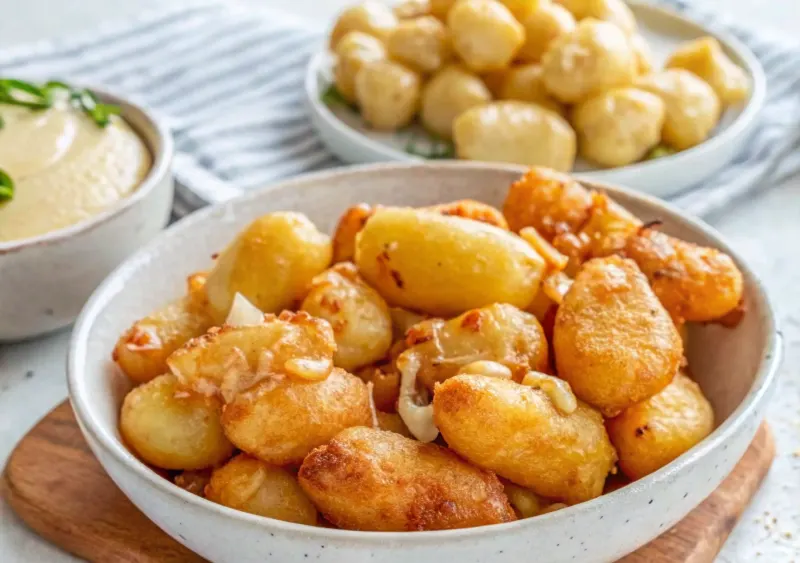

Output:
xmin=433 ymin=374 xmax=616 ymax=504
xmin=332 ymin=204 xmax=377 ymax=264
xmin=298 ymin=427 xmax=516 ymax=531
xmin=424 ymin=199 xmax=509 ymax=229
xmin=578 ymin=192 xmax=642 ymax=258
xmin=221 ymin=368 xmax=372 ymax=466
xmin=554 ymin=256 xmax=683 ymax=416
xmin=113 ymin=295 xmax=214 ymax=385
xmin=376 ymin=411 xmax=413 ymax=437
xmin=301 ymin=262 xmax=393 ymax=372
xmin=502 ymin=167 xmax=593 ymax=237
xmin=120 ymin=374 xmax=234 ymax=470
xmin=606 ymin=373 xmax=714 ymax=480
xmin=206 ymin=454 xmax=318 ymax=525
xmin=624 ymin=227 xmax=744 ymax=324
xmin=403 ymin=303 xmax=549 ymax=390
xmin=167 ymin=311 xmax=336 ymax=395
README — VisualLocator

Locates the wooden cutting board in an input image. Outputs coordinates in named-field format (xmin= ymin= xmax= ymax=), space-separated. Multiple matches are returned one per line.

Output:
xmin=2 ymin=401 xmax=775 ymax=563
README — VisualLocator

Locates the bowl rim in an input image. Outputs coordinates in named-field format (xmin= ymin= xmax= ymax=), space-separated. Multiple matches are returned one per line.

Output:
xmin=68 ymin=161 xmax=782 ymax=543
xmin=0 ymin=83 xmax=175 ymax=254
xmin=304 ymin=0 xmax=767 ymax=181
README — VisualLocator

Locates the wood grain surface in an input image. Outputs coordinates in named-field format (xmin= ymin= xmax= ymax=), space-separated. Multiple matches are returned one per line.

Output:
xmin=1 ymin=401 xmax=775 ymax=563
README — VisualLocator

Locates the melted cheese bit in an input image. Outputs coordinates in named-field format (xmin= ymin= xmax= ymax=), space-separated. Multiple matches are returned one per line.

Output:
xmin=521 ymin=371 xmax=577 ymax=415
xmin=366 ymin=381 xmax=379 ymax=429
xmin=284 ymin=357 xmax=332 ymax=382
xmin=397 ymin=351 xmax=440 ymax=443
xmin=520 ymin=226 xmax=568 ymax=272
xmin=504 ymin=482 xmax=543 ymax=519
xmin=457 ymin=360 xmax=513 ymax=380
xmin=225 ymin=293 xmax=266 ymax=327
xmin=542 ymin=271 xmax=573 ymax=305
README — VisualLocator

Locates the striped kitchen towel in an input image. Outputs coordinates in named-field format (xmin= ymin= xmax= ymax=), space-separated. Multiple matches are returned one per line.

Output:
xmin=1 ymin=0 xmax=798 ymax=219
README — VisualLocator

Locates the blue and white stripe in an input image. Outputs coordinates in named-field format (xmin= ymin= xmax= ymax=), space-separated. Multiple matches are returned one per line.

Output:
xmin=1 ymin=0 xmax=797 ymax=218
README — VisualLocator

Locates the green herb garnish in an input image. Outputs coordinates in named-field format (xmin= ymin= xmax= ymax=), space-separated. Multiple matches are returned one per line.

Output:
xmin=645 ymin=144 xmax=677 ymax=161
xmin=405 ymin=132 xmax=455 ymax=160
xmin=321 ymin=84 xmax=357 ymax=110
xmin=0 ymin=78 xmax=120 ymax=128
xmin=0 ymin=115 xmax=5 ymax=130
xmin=0 ymin=169 xmax=14 ymax=202
xmin=0 ymin=79 xmax=122 ymax=202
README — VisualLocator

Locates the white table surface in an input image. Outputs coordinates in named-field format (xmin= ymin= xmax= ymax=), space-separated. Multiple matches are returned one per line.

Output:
xmin=1 ymin=1 xmax=798 ymax=562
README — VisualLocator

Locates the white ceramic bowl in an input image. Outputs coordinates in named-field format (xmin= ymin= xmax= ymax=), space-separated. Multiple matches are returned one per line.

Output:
xmin=68 ymin=163 xmax=781 ymax=563
xmin=305 ymin=1 xmax=766 ymax=199
xmin=0 ymin=87 xmax=174 ymax=341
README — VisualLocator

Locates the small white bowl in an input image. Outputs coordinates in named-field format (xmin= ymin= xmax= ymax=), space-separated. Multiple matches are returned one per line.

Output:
xmin=305 ymin=1 xmax=766 ymax=199
xmin=68 ymin=163 xmax=781 ymax=563
xmin=0 ymin=87 xmax=174 ymax=341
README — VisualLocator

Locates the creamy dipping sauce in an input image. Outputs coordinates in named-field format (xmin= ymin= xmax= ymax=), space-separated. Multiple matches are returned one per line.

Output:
xmin=0 ymin=103 xmax=152 ymax=242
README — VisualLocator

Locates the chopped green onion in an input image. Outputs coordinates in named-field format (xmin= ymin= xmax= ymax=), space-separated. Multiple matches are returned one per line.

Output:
xmin=0 ymin=78 xmax=120 ymax=127
xmin=321 ymin=84 xmax=356 ymax=110
xmin=0 ymin=79 xmax=123 ymax=201
xmin=0 ymin=169 xmax=14 ymax=202
xmin=405 ymin=132 xmax=455 ymax=160
xmin=645 ymin=144 xmax=676 ymax=161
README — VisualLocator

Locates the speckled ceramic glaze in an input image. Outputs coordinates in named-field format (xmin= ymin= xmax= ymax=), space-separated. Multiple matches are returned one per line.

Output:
xmin=0 ymin=88 xmax=174 ymax=341
xmin=68 ymin=163 xmax=781 ymax=563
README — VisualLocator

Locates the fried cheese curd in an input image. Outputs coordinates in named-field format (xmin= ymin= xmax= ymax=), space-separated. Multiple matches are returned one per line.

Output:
xmin=502 ymin=167 xmax=745 ymax=324
xmin=298 ymin=427 xmax=516 ymax=531
xmin=114 ymin=169 xmax=738 ymax=531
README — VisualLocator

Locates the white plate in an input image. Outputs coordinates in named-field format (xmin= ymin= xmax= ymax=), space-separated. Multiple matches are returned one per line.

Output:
xmin=305 ymin=1 xmax=766 ymax=199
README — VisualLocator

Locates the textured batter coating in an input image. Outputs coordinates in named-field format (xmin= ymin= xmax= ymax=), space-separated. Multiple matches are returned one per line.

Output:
xmin=221 ymin=367 xmax=372 ymax=466
xmin=206 ymin=454 xmax=318 ymax=525
xmin=204 ymin=212 xmax=332 ymax=323
xmin=298 ymin=427 xmax=516 ymax=531
xmin=167 ymin=311 xmax=336 ymax=398
xmin=502 ymin=167 xmax=593 ymax=238
xmin=624 ymin=227 xmax=744 ymax=324
xmin=433 ymin=374 xmax=616 ymax=504
xmin=113 ymin=274 xmax=214 ymax=384
xmin=578 ymin=192 xmax=643 ymax=258
xmin=554 ymin=256 xmax=683 ymax=416
xmin=332 ymin=203 xmax=377 ymax=263
xmin=402 ymin=303 xmax=549 ymax=390
xmin=607 ymin=372 xmax=714 ymax=480
xmin=120 ymin=374 xmax=234 ymax=470
xmin=376 ymin=411 xmax=413 ymax=437
xmin=301 ymin=262 xmax=393 ymax=371
xmin=425 ymin=199 xmax=510 ymax=230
